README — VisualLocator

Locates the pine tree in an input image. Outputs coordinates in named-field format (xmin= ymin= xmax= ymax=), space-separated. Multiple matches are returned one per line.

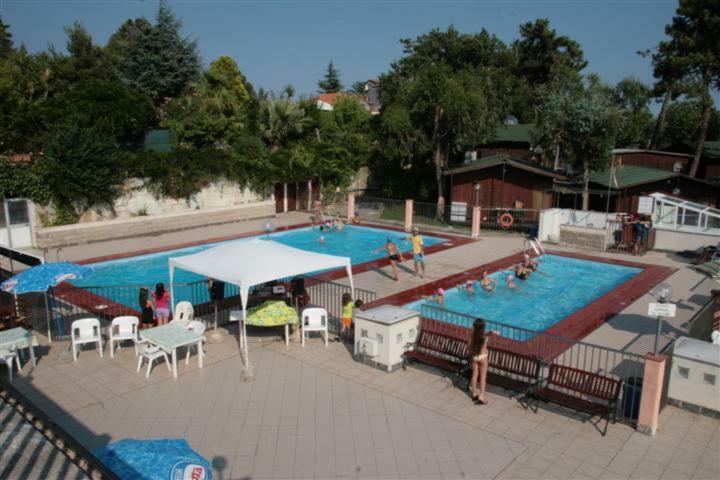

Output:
xmin=111 ymin=0 xmax=200 ymax=103
xmin=318 ymin=61 xmax=343 ymax=93
xmin=0 ymin=16 xmax=13 ymax=59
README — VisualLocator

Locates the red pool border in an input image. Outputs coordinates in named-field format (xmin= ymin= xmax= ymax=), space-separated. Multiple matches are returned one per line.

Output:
xmin=365 ymin=250 xmax=676 ymax=348
xmin=76 ymin=221 xmax=474 ymax=282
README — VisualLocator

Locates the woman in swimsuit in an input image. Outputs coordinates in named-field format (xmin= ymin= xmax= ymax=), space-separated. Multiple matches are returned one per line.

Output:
xmin=514 ymin=263 xmax=531 ymax=280
xmin=468 ymin=318 xmax=499 ymax=404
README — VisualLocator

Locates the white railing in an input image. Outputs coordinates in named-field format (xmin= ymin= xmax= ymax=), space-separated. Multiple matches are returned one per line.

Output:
xmin=651 ymin=193 xmax=720 ymax=236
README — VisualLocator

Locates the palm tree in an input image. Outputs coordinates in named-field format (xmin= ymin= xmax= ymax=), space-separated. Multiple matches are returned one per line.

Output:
xmin=259 ymin=96 xmax=311 ymax=151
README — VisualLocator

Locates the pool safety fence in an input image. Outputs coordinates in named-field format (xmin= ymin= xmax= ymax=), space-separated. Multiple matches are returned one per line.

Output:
xmin=37 ymin=276 xmax=375 ymax=340
xmin=478 ymin=207 xmax=540 ymax=236
xmin=411 ymin=201 xmax=473 ymax=236
xmin=355 ymin=196 xmax=408 ymax=227
xmin=420 ymin=304 xmax=647 ymax=425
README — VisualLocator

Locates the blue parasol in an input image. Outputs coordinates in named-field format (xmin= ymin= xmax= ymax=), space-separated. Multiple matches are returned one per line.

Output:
xmin=1 ymin=262 xmax=93 ymax=294
xmin=93 ymin=439 xmax=212 ymax=480
xmin=1 ymin=262 xmax=93 ymax=353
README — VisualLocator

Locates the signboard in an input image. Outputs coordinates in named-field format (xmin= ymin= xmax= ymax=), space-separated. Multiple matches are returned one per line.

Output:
xmin=648 ymin=302 xmax=676 ymax=318
xmin=637 ymin=196 xmax=655 ymax=215
xmin=450 ymin=202 xmax=468 ymax=222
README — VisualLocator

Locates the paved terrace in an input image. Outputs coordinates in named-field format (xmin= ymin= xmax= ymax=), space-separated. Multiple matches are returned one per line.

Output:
xmin=8 ymin=325 xmax=720 ymax=480
xmin=7 ymin=211 xmax=718 ymax=479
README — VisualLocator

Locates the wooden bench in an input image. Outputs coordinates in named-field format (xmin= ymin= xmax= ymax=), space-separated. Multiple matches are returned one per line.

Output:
xmin=485 ymin=347 xmax=542 ymax=400
xmin=402 ymin=330 xmax=469 ymax=377
xmin=533 ymin=364 xmax=622 ymax=435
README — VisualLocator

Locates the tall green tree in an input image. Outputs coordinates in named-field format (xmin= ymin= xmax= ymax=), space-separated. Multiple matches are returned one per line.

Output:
xmin=350 ymin=81 xmax=366 ymax=95
xmin=662 ymin=100 xmax=720 ymax=147
xmin=110 ymin=0 xmax=200 ymax=103
xmin=661 ymin=0 xmax=720 ymax=176
xmin=612 ymin=77 xmax=653 ymax=147
xmin=0 ymin=16 xmax=13 ymax=59
xmin=379 ymin=27 xmax=505 ymax=210
xmin=513 ymin=18 xmax=587 ymax=113
xmin=48 ymin=22 xmax=113 ymax=93
xmin=536 ymin=91 xmax=621 ymax=210
xmin=258 ymin=95 xmax=311 ymax=151
xmin=318 ymin=61 xmax=343 ymax=93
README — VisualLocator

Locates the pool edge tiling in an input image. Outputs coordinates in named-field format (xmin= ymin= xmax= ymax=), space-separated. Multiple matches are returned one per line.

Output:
xmin=366 ymin=250 xmax=676 ymax=347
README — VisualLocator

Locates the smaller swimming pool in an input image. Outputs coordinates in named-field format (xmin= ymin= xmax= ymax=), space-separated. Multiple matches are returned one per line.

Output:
xmin=404 ymin=254 xmax=641 ymax=335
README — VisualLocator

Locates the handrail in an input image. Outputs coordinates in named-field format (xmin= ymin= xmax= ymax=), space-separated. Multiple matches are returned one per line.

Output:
xmin=0 ymin=379 xmax=119 ymax=479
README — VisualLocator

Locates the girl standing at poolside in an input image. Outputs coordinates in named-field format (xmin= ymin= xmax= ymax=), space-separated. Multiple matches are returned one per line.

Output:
xmin=468 ymin=318 xmax=499 ymax=405
xmin=152 ymin=283 xmax=171 ymax=325
xmin=340 ymin=293 xmax=354 ymax=343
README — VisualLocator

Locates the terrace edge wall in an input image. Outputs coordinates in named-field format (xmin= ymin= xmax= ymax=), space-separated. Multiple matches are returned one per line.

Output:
xmin=34 ymin=202 xmax=275 ymax=248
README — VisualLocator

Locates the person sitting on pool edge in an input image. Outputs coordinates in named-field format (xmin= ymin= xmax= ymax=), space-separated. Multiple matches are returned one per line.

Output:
xmin=423 ymin=288 xmax=445 ymax=304
xmin=480 ymin=271 xmax=497 ymax=292
xmin=351 ymin=212 xmax=360 ymax=224
xmin=373 ymin=238 xmax=405 ymax=281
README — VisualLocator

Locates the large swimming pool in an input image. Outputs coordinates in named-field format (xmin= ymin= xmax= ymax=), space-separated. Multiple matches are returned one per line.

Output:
xmin=404 ymin=254 xmax=641 ymax=334
xmin=74 ymin=224 xmax=445 ymax=290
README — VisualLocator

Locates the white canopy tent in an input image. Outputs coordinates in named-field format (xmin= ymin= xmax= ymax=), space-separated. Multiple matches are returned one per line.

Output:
xmin=168 ymin=238 xmax=354 ymax=368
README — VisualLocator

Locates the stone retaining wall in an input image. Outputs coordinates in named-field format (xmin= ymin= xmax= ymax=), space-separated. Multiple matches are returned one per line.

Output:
xmin=558 ymin=225 xmax=608 ymax=251
xmin=35 ymin=201 xmax=275 ymax=248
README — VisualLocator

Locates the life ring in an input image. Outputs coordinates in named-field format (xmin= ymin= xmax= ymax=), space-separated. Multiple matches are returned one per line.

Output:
xmin=499 ymin=212 xmax=514 ymax=229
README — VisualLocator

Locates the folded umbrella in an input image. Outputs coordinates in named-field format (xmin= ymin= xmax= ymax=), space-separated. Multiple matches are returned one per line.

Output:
xmin=93 ymin=439 xmax=212 ymax=480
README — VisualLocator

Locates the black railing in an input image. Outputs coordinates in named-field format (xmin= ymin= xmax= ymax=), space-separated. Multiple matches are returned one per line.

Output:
xmin=42 ymin=276 xmax=375 ymax=339
xmin=420 ymin=304 xmax=647 ymax=425
xmin=479 ymin=207 xmax=540 ymax=236
xmin=412 ymin=201 xmax=472 ymax=236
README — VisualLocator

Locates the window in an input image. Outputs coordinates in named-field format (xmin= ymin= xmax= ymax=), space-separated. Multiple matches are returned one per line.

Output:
xmin=703 ymin=373 xmax=716 ymax=386
xmin=677 ymin=366 xmax=689 ymax=379
xmin=376 ymin=333 xmax=383 ymax=344
xmin=360 ymin=329 xmax=368 ymax=338
xmin=396 ymin=333 xmax=403 ymax=344
xmin=2 ymin=199 xmax=29 ymax=226
xmin=409 ymin=328 xmax=415 ymax=340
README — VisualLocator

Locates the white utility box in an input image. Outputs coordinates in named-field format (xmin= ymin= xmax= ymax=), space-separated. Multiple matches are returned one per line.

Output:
xmin=668 ymin=337 xmax=720 ymax=415
xmin=354 ymin=305 xmax=420 ymax=372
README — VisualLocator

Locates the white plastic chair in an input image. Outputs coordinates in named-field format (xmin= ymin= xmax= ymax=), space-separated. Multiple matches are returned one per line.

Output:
xmin=184 ymin=320 xmax=206 ymax=365
xmin=301 ymin=307 xmax=328 ymax=347
xmin=136 ymin=341 xmax=171 ymax=378
xmin=109 ymin=316 xmax=139 ymax=358
xmin=170 ymin=301 xmax=194 ymax=328
xmin=71 ymin=318 xmax=103 ymax=361
xmin=0 ymin=346 xmax=21 ymax=381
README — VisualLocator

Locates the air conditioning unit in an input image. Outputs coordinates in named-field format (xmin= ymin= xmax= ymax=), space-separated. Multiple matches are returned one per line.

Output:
xmin=358 ymin=338 xmax=379 ymax=357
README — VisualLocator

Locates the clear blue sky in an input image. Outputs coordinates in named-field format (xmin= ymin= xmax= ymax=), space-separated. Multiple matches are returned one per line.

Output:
xmin=1 ymin=0 xmax=686 ymax=108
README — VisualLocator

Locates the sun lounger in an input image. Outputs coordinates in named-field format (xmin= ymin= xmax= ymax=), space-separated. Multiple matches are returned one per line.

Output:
xmin=695 ymin=260 xmax=720 ymax=278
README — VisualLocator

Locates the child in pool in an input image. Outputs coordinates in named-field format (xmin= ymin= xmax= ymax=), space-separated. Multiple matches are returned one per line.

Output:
xmin=423 ymin=288 xmax=445 ymax=304
xmin=480 ymin=271 xmax=497 ymax=292
xmin=458 ymin=280 xmax=475 ymax=295
xmin=505 ymin=274 xmax=518 ymax=289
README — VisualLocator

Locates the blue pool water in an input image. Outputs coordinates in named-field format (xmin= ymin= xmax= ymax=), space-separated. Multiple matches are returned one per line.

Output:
xmin=72 ymin=225 xmax=445 ymax=308
xmin=404 ymin=254 xmax=641 ymax=334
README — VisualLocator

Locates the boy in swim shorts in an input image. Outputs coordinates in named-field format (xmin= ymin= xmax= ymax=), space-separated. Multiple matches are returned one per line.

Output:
xmin=407 ymin=227 xmax=425 ymax=278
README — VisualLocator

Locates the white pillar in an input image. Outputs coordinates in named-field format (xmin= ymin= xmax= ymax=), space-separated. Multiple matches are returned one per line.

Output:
xmin=283 ymin=183 xmax=288 ymax=213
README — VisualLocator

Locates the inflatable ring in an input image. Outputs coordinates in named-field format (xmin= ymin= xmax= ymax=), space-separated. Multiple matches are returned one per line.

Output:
xmin=499 ymin=212 xmax=514 ymax=229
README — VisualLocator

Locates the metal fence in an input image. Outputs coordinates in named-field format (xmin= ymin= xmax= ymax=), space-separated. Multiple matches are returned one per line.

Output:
xmin=412 ymin=201 xmax=472 ymax=235
xmin=420 ymin=304 xmax=647 ymax=425
xmin=479 ymin=208 xmax=540 ymax=236
xmin=355 ymin=196 xmax=407 ymax=226
xmin=31 ymin=276 xmax=375 ymax=340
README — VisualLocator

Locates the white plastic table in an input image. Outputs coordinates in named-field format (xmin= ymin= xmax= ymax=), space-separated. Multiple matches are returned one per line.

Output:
xmin=140 ymin=324 xmax=204 ymax=379
xmin=0 ymin=327 xmax=38 ymax=367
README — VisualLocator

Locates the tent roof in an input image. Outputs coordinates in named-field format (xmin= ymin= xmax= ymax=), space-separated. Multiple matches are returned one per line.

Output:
xmin=168 ymin=238 xmax=351 ymax=289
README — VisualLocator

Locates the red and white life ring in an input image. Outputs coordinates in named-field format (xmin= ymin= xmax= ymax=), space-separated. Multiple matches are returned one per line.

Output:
xmin=499 ymin=212 xmax=514 ymax=229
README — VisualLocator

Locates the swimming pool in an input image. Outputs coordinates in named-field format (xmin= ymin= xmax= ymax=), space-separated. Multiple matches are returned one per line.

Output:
xmin=404 ymin=254 xmax=641 ymax=334
xmin=72 ymin=225 xmax=446 ymax=307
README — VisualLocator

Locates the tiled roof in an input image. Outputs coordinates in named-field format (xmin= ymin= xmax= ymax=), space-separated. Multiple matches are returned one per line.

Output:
xmin=444 ymin=153 xmax=563 ymax=178
xmin=589 ymin=165 xmax=678 ymax=188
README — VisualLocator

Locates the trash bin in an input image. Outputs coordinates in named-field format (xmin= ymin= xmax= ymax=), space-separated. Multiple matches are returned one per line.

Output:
xmin=623 ymin=377 xmax=643 ymax=420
